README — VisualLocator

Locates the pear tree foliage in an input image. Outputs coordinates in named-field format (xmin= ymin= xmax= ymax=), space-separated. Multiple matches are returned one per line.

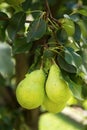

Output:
xmin=0 ymin=0 xmax=87 ymax=111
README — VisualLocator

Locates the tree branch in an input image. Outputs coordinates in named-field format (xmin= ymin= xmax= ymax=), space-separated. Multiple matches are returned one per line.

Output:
xmin=45 ymin=0 xmax=61 ymax=27
xmin=45 ymin=0 xmax=52 ymax=18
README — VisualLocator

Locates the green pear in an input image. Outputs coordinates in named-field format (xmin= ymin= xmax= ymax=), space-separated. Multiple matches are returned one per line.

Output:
xmin=46 ymin=64 xmax=72 ymax=103
xmin=16 ymin=69 xmax=46 ymax=109
xmin=42 ymin=95 xmax=66 ymax=113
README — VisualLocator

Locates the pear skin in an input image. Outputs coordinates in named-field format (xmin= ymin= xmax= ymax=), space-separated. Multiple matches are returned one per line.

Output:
xmin=42 ymin=95 xmax=66 ymax=113
xmin=46 ymin=64 xmax=72 ymax=103
xmin=16 ymin=69 xmax=46 ymax=109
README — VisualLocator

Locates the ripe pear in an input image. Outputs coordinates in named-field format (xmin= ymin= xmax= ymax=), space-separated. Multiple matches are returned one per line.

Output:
xmin=42 ymin=95 xmax=66 ymax=113
xmin=46 ymin=64 xmax=72 ymax=103
xmin=16 ymin=69 xmax=46 ymax=109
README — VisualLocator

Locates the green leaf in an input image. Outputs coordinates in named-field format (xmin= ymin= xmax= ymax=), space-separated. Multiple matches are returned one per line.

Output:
xmin=56 ymin=29 xmax=68 ymax=44
xmin=76 ymin=9 xmax=87 ymax=16
xmin=27 ymin=18 xmax=46 ymax=42
xmin=71 ymin=51 xmax=82 ymax=67
xmin=64 ymin=47 xmax=82 ymax=69
xmin=61 ymin=17 xmax=75 ymax=36
xmin=0 ymin=12 xmax=8 ymax=41
xmin=73 ymin=23 xmax=81 ymax=45
xmin=28 ymin=46 xmax=42 ymax=72
xmin=0 ymin=74 xmax=6 ymax=86
xmin=13 ymin=37 xmax=32 ymax=54
xmin=0 ymin=12 xmax=8 ymax=25
xmin=65 ymin=76 xmax=83 ymax=100
xmin=22 ymin=0 xmax=32 ymax=11
xmin=0 ymin=27 xmax=6 ymax=41
xmin=7 ymin=12 xmax=26 ymax=41
xmin=57 ymin=54 xmax=77 ymax=73
xmin=43 ymin=49 xmax=54 ymax=59
xmin=78 ymin=20 xmax=87 ymax=37
xmin=0 ymin=43 xmax=15 ymax=78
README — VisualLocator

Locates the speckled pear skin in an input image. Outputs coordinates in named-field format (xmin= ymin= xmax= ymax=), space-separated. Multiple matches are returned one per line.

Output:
xmin=16 ymin=69 xmax=46 ymax=109
xmin=46 ymin=64 xmax=71 ymax=104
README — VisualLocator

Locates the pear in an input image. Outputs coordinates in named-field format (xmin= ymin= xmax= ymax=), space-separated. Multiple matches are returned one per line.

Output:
xmin=42 ymin=95 xmax=66 ymax=113
xmin=46 ymin=64 xmax=72 ymax=103
xmin=16 ymin=69 xmax=46 ymax=109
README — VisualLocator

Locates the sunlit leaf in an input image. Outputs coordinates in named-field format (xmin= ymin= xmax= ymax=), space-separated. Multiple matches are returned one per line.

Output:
xmin=65 ymin=76 xmax=83 ymax=100
xmin=76 ymin=9 xmax=87 ymax=16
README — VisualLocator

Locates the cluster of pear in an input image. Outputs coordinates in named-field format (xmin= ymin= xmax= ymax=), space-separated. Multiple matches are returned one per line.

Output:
xmin=16 ymin=64 xmax=72 ymax=113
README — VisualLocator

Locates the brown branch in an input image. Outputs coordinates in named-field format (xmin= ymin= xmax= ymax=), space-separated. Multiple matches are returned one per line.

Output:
xmin=0 ymin=17 xmax=9 ymax=21
xmin=45 ymin=0 xmax=52 ymax=18
xmin=45 ymin=0 xmax=61 ymax=27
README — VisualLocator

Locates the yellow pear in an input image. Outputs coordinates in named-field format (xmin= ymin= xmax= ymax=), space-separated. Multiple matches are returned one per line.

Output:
xmin=42 ymin=95 xmax=66 ymax=113
xmin=46 ymin=64 xmax=72 ymax=103
xmin=16 ymin=69 xmax=46 ymax=109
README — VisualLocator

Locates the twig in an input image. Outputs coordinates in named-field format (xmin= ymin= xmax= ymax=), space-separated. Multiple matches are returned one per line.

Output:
xmin=45 ymin=0 xmax=61 ymax=27
xmin=0 ymin=17 xmax=9 ymax=21
xmin=45 ymin=0 xmax=52 ymax=18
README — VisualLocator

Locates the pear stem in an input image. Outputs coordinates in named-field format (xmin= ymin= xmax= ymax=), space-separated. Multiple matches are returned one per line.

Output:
xmin=40 ymin=56 xmax=44 ymax=69
xmin=51 ymin=58 xmax=56 ymax=65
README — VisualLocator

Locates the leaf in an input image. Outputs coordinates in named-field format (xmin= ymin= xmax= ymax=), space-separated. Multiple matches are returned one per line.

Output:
xmin=0 ymin=12 xmax=9 ymax=26
xmin=7 ymin=12 xmax=26 ymax=41
xmin=65 ymin=76 xmax=83 ymax=100
xmin=0 ymin=74 xmax=6 ymax=86
xmin=0 ymin=43 xmax=15 ymax=78
xmin=71 ymin=51 xmax=82 ymax=67
xmin=13 ymin=37 xmax=32 ymax=54
xmin=61 ymin=17 xmax=75 ymax=36
xmin=64 ymin=47 xmax=82 ymax=68
xmin=28 ymin=46 xmax=42 ymax=72
xmin=43 ymin=49 xmax=54 ymax=59
xmin=70 ymin=14 xmax=80 ymax=22
xmin=73 ymin=23 xmax=81 ymax=45
xmin=0 ymin=27 xmax=6 ymax=41
xmin=27 ymin=18 xmax=46 ymax=42
xmin=0 ymin=12 xmax=8 ymax=41
xmin=57 ymin=54 xmax=77 ymax=73
xmin=76 ymin=9 xmax=87 ymax=16
xmin=22 ymin=0 xmax=32 ymax=11
xmin=56 ymin=29 xmax=68 ymax=44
